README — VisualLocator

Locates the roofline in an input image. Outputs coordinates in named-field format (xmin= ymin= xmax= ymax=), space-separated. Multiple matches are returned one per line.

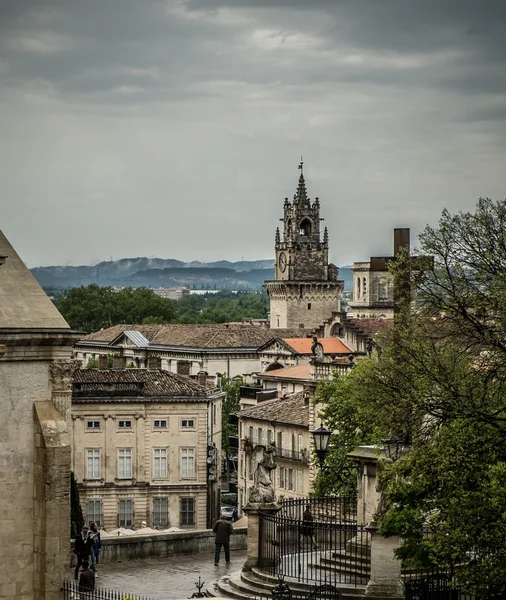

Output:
xmin=259 ymin=374 xmax=313 ymax=383
xmin=72 ymin=395 xmax=211 ymax=403
xmin=239 ymin=414 xmax=309 ymax=428
xmin=76 ymin=340 xmax=266 ymax=353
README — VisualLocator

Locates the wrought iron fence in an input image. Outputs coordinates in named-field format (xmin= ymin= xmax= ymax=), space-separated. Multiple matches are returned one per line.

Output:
xmin=258 ymin=497 xmax=370 ymax=587
xmin=61 ymin=579 xmax=157 ymax=600
xmin=404 ymin=575 xmax=473 ymax=600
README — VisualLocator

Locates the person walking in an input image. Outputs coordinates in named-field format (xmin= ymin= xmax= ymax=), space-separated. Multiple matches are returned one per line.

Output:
xmin=300 ymin=504 xmax=318 ymax=549
xmin=89 ymin=522 xmax=101 ymax=574
xmin=74 ymin=525 xmax=93 ymax=579
xmin=78 ymin=559 xmax=95 ymax=594
xmin=213 ymin=513 xmax=233 ymax=566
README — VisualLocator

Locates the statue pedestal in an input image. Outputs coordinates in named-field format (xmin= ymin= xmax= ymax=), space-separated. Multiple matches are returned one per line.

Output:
xmin=364 ymin=522 xmax=403 ymax=599
xmin=242 ymin=502 xmax=280 ymax=572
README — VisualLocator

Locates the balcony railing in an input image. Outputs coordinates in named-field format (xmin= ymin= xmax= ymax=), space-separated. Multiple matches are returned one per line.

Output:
xmin=311 ymin=362 xmax=353 ymax=381
xmin=277 ymin=447 xmax=310 ymax=463
xmin=241 ymin=437 xmax=309 ymax=463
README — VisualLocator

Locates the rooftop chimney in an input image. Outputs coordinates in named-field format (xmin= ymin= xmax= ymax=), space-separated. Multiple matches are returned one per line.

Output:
xmin=197 ymin=371 xmax=208 ymax=387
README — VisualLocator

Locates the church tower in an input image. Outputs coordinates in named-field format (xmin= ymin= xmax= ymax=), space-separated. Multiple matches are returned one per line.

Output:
xmin=265 ymin=164 xmax=344 ymax=330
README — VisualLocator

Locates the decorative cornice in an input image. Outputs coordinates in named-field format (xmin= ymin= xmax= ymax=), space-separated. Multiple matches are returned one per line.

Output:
xmin=50 ymin=359 xmax=81 ymax=392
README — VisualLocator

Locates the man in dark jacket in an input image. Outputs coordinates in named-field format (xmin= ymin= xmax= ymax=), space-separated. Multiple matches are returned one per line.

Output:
xmin=74 ymin=526 xmax=93 ymax=579
xmin=213 ymin=514 xmax=233 ymax=565
xmin=78 ymin=559 xmax=95 ymax=593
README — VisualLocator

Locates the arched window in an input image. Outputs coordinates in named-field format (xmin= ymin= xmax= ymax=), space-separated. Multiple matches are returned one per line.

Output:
xmin=363 ymin=277 xmax=367 ymax=298
xmin=357 ymin=277 xmax=361 ymax=299
xmin=299 ymin=218 xmax=312 ymax=236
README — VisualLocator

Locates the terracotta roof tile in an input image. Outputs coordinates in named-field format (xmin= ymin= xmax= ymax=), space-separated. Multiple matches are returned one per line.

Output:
xmin=344 ymin=318 xmax=393 ymax=336
xmin=282 ymin=337 xmax=352 ymax=355
xmin=72 ymin=368 xmax=211 ymax=400
xmin=83 ymin=324 xmax=309 ymax=349
xmin=239 ymin=392 xmax=309 ymax=427
xmin=260 ymin=364 xmax=312 ymax=380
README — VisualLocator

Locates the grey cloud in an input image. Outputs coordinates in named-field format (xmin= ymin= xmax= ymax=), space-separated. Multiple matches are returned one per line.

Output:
xmin=0 ymin=0 xmax=505 ymax=267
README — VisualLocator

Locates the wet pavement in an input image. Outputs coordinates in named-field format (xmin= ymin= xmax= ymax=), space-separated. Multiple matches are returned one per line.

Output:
xmin=68 ymin=550 xmax=247 ymax=600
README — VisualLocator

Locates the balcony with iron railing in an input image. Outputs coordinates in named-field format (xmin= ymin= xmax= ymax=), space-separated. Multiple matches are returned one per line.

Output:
xmin=241 ymin=436 xmax=309 ymax=463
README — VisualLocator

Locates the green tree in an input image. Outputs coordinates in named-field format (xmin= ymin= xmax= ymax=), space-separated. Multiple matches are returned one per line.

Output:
xmin=221 ymin=375 xmax=242 ymax=487
xmin=320 ymin=198 xmax=506 ymax=595
xmin=56 ymin=285 xmax=175 ymax=332
xmin=70 ymin=471 xmax=84 ymax=538
xmin=313 ymin=365 xmax=381 ymax=496
xmin=221 ymin=375 xmax=242 ymax=456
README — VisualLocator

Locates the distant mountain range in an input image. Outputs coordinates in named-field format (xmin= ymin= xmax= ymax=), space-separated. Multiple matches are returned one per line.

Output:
xmin=32 ymin=257 xmax=353 ymax=292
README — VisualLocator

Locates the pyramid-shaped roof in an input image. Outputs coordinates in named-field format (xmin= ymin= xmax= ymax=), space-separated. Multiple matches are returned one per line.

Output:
xmin=0 ymin=231 xmax=70 ymax=329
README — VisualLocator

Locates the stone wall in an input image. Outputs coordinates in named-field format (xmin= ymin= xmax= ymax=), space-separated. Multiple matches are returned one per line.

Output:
xmin=98 ymin=527 xmax=247 ymax=563
xmin=267 ymin=281 xmax=343 ymax=330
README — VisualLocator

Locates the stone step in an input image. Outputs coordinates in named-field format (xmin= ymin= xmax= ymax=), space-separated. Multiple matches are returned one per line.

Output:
xmin=207 ymin=576 xmax=252 ymax=600
xmin=207 ymin=570 xmax=368 ymax=600
xmin=248 ymin=568 xmax=367 ymax=597
xmin=317 ymin=557 xmax=370 ymax=576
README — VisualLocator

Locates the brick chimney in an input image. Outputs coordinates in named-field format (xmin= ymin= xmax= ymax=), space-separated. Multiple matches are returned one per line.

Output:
xmin=113 ymin=355 xmax=127 ymax=369
xmin=98 ymin=354 xmax=108 ymax=370
xmin=197 ymin=371 xmax=208 ymax=387
xmin=147 ymin=356 xmax=162 ymax=370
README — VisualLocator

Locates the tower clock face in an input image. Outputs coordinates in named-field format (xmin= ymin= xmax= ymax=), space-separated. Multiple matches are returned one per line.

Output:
xmin=278 ymin=252 xmax=287 ymax=273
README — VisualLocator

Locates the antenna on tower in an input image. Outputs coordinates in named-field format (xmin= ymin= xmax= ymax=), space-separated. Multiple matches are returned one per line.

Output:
xmin=298 ymin=156 xmax=304 ymax=174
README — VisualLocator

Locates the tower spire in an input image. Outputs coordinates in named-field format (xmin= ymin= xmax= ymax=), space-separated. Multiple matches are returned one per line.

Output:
xmin=295 ymin=156 xmax=308 ymax=204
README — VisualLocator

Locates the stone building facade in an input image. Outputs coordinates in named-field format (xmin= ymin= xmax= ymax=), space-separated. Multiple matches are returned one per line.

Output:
xmin=349 ymin=261 xmax=394 ymax=318
xmin=265 ymin=170 xmax=344 ymax=330
xmin=0 ymin=231 xmax=79 ymax=600
xmin=74 ymin=323 xmax=308 ymax=381
xmin=71 ymin=368 xmax=224 ymax=530
xmin=237 ymin=392 xmax=312 ymax=510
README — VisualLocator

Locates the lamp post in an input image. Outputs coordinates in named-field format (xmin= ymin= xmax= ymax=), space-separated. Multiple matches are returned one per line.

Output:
xmin=312 ymin=424 xmax=331 ymax=470
xmin=382 ymin=435 xmax=405 ymax=462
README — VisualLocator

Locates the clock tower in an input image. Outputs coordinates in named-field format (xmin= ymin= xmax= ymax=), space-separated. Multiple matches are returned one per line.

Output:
xmin=265 ymin=164 xmax=344 ymax=330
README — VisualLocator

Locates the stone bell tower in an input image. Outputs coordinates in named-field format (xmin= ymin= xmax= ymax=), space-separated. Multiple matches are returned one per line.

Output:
xmin=265 ymin=162 xmax=344 ymax=329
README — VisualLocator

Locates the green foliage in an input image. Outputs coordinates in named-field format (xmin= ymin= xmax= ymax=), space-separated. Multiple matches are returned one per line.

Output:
xmin=56 ymin=286 xmax=269 ymax=332
xmin=56 ymin=285 xmax=175 ymax=332
xmin=70 ymin=471 xmax=84 ymax=538
xmin=321 ymin=198 xmax=506 ymax=595
xmin=314 ymin=362 xmax=382 ymax=495
xmin=86 ymin=357 xmax=99 ymax=369
xmin=173 ymin=291 xmax=269 ymax=324
xmin=221 ymin=375 xmax=242 ymax=456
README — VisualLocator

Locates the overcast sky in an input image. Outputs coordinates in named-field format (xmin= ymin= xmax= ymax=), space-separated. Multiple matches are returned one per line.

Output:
xmin=1 ymin=0 xmax=505 ymax=267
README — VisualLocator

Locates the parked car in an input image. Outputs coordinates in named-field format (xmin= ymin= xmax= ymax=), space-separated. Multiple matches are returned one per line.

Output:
xmin=220 ymin=505 xmax=236 ymax=521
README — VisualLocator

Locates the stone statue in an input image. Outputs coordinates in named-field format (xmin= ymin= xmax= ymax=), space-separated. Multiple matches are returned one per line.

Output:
xmin=248 ymin=443 xmax=277 ymax=504
xmin=311 ymin=336 xmax=324 ymax=362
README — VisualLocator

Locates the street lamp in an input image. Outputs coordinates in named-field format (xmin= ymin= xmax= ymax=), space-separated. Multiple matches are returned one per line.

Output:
xmin=382 ymin=435 xmax=405 ymax=462
xmin=312 ymin=424 xmax=331 ymax=469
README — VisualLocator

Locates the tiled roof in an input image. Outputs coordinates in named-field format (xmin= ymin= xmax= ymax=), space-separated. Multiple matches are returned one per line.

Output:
xmin=72 ymin=368 xmax=211 ymax=399
xmin=239 ymin=392 xmax=309 ymax=427
xmin=282 ymin=337 xmax=352 ymax=355
xmin=83 ymin=324 xmax=308 ymax=349
xmin=344 ymin=318 xmax=393 ymax=336
xmin=260 ymin=364 xmax=312 ymax=380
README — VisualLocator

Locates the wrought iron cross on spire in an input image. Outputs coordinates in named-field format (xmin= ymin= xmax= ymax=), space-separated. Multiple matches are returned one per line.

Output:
xmin=298 ymin=156 xmax=303 ymax=173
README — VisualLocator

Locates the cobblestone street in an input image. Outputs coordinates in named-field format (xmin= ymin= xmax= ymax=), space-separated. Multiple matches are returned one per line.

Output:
xmin=69 ymin=550 xmax=247 ymax=600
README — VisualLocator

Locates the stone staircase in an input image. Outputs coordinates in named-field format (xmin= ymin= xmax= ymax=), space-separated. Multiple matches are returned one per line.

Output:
xmin=207 ymin=564 xmax=367 ymax=600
